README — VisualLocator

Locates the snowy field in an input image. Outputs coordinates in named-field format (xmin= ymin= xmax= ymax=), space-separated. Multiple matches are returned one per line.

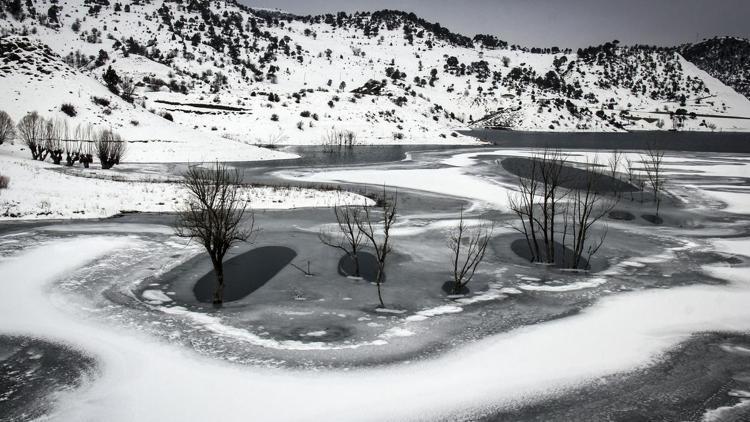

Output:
xmin=2 ymin=145 xmax=750 ymax=420
xmin=0 ymin=142 xmax=371 ymax=219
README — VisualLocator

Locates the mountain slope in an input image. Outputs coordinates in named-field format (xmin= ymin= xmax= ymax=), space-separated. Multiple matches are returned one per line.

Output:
xmin=0 ymin=0 xmax=749 ymax=144
xmin=0 ymin=35 xmax=294 ymax=162
xmin=680 ymin=37 xmax=750 ymax=101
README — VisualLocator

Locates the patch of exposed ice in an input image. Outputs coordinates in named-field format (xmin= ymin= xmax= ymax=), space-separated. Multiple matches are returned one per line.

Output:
xmin=406 ymin=305 xmax=464 ymax=322
xmin=141 ymin=290 xmax=172 ymax=304
xmin=621 ymin=261 xmax=646 ymax=268
xmin=380 ymin=327 xmax=415 ymax=338
xmin=519 ymin=277 xmax=607 ymax=292
xmin=375 ymin=308 xmax=407 ymax=314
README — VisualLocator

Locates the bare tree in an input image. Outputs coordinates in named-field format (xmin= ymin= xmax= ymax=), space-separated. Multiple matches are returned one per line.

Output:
xmin=564 ymin=159 xmax=617 ymax=269
xmin=624 ymin=155 xmax=638 ymax=201
xmin=642 ymin=147 xmax=665 ymax=217
xmin=447 ymin=208 xmax=493 ymax=294
xmin=319 ymin=203 xmax=365 ymax=277
xmin=508 ymin=157 xmax=541 ymax=262
xmin=0 ymin=111 xmax=14 ymax=145
xmin=175 ymin=162 xmax=257 ymax=306
xmin=607 ymin=150 xmax=623 ymax=181
xmin=95 ymin=129 xmax=127 ymax=169
xmin=356 ymin=188 xmax=397 ymax=308
xmin=533 ymin=149 xmax=569 ymax=264
xmin=16 ymin=111 xmax=47 ymax=160
xmin=507 ymin=150 xmax=569 ymax=264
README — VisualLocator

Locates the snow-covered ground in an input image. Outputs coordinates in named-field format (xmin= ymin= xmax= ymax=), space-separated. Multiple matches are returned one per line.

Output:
xmin=0 ymin=143 xmax=370 ymax=219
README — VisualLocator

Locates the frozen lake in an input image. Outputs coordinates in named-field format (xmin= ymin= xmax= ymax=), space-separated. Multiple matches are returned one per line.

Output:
xmin=2 ymin=143 xmax=750 ymax=420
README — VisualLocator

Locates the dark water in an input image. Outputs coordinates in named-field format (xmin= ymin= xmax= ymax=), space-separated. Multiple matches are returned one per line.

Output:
xmin=463 ymin=130 xmax=750 ymax=153
xmin=0 ymin=336 xmax=96 ymax=421
xmin=501 ymin=156 xmax=638 ymax=192
xmin=234 ymin=144 xmax=479 ymax=171
xmin=337 ymin=252 xmax=382 ymax=283
xmin=193 ymin=246 xmax=297 ymax=303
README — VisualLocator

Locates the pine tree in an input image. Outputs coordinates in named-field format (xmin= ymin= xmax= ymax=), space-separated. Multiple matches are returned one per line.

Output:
xmin=103 ymin=66 xmax=121 ymax=94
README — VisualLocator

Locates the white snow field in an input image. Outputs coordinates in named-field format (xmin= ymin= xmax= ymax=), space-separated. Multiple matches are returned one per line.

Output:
xmin=0 ymin=145 xmax=371 ymax=219
xmin=2 ymin=234 xmax=750 ymax=421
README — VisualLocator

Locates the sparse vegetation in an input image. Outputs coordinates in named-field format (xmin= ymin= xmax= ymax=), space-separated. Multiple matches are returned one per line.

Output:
xmin=91 ymin=96 xmax=111 ymax=108
xmin=323 ymin=129 xmax=357 ymax=153
xmin=60 ymin=103 xmax=77 ymax=117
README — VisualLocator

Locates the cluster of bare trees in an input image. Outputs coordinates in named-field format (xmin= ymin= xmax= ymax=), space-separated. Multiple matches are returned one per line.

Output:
xmin=13 ymin=111 xmax=125 ymax=169
xmin=320 ymin=191 xmax=496 ymax=299
xmin=322 ymin=129 xmax=357 ymax=153
xmin=620 ymin=148 xmax=666 ymax=217
xmin=508 ymin=148 xmax=669 ymax=268
xmin=320 ymin=189 xmax=397 ymax=308
xmin=508 ymin=150 xmax=616 ymax=269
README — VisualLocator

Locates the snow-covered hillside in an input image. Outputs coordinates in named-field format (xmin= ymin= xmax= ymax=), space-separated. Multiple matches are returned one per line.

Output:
xmin=0 ymin=35 xmax=294 ymax=162
xmin=1 ymin=0 xmax=749 ymax=148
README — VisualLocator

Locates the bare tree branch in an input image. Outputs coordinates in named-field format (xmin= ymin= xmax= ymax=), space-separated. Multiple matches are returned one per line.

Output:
xmin=355 ymin=187 xmax=397 ymax=308
xmin=448 ymin=207 xmax=493 ymax=294
xmin=174 ymin=162 xmax=258 ymax=306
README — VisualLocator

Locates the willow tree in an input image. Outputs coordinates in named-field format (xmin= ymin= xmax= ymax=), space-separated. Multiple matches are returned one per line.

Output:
xmin=16 ymin=111 xmax=46 ymax=160
xmin=175 ymin=162 xmax=257 ymax=306
xmin=0 ymin=111 xmax=14 ymax=145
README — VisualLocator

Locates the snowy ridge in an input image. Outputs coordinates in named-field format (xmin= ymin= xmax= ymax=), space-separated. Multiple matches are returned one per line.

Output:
xmin=0 ymin=0 xmax=747 ymax=151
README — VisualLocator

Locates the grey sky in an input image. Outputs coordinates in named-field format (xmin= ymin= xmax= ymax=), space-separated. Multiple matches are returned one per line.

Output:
xmin=240 ymin=0 xmax=750 ymax=48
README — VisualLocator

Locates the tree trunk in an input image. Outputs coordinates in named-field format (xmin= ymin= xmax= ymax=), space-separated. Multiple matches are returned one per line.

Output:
xmin=375 ymin=265 xmax=385 ymax=308
xmin=353 ymin=251 xmax=360 ymax=277
xmin=213 ymin=263 xmax=225 ymax=306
